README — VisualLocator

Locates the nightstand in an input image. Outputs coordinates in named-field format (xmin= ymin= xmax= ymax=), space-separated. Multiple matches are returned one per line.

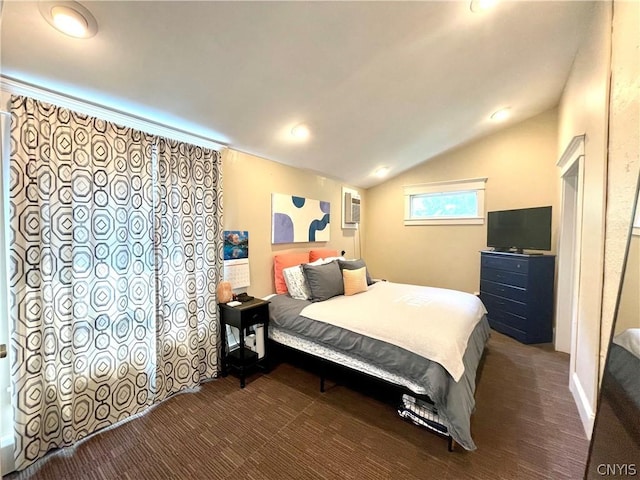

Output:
xmin=218 ymin=298 xmax=270 ymax=388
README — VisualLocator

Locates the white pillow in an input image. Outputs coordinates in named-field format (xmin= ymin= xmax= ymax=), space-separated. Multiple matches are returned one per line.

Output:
xmin=308 ymin=256 xmax=345 ymax=266
xmin=282 ymin=265 xmax=312 ymax=300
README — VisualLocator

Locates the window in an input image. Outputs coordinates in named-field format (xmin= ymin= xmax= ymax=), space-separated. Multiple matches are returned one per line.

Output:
xmin=404 ymin=178 xmax=487 ymax=226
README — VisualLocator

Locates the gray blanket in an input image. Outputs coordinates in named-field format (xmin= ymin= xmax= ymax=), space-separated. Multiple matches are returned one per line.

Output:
xmin=607 ymin=343 xmax=640 ymax=410
xmin=268 ymin=293 xmax=490 ymax=450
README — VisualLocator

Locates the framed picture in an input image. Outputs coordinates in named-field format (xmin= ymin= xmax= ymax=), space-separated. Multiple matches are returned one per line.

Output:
xmin=271 ymin=193 xmax=330 ymax=244
xmin=223 ymin=230 xmax=249 ymax=260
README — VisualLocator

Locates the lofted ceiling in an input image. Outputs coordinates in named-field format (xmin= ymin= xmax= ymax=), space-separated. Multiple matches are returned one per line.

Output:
xmin=1 ymin=1 xmax=594 ymax=188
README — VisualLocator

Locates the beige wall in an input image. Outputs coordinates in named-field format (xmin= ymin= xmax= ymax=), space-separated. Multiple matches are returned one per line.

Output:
xmin=600 ymin=0 xmax=640 ymax=364
xmin=222 ymin=149 xmax=364 ymax=298
xmin=616 ymin=235 xmax=640 ymax=335
xmin=556 ymin=0 xmax=611 ymax=435
xmin=363 ymin=109 xmax=558 ymax=294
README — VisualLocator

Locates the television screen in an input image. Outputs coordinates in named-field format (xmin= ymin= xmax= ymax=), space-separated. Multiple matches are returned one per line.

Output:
xmin=487 ymin=206 xmax=552 ymax=252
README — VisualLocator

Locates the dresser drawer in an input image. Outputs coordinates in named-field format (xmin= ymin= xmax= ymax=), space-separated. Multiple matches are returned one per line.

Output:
xmin=481 ymin=254 xmax=529 ymax=274
xmin=480 ymin=279 xmax=527 ymax=302
xmin=486 ymin=308 xmax=528 ymax=332
xmin=480 ymin=267 xmax=528 ymax=288
xmin=488 ymin=317 xmax=528 ymax=343
xmin=481 ymin=292 xmax=527 ymax=317
xmin=220 ymin=301 xmax=270 ymax=329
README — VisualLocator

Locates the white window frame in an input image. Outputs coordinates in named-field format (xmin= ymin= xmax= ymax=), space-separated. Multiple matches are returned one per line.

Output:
xmin=403 ymin=177 xmax=487 ymax=226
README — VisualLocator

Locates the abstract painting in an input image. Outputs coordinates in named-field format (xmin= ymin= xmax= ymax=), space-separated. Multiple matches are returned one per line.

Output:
xmin=272 ymin=193 xmax=330 ymax=244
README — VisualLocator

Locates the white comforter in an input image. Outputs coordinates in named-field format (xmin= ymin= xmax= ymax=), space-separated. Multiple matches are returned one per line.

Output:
xmin=300 ymin=281 xmax=487 ymax=381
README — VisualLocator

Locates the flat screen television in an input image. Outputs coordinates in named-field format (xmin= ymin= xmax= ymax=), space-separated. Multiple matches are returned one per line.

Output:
xmin=487 ymin=206 xmax=552 ymax=253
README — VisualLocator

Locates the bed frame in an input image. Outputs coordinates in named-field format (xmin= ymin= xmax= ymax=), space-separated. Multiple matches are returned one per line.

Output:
xmin=270 ymin=339 xmax=456 ymax=451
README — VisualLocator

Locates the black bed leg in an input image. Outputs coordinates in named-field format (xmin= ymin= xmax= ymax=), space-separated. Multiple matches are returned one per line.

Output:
xmin=447 ymin=437 xmax=454 ymax=452
xmin=319 ymin=361 xmax=326 ymax=393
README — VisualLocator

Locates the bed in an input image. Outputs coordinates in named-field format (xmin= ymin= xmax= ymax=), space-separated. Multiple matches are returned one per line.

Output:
xmin=266 ymin=251 xmax=490 ymax=451
xmin=603 ymin=328 xmax=640 ymax=444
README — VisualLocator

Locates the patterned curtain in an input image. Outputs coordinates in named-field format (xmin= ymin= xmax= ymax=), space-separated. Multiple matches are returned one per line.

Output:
xmin=153 ymin=138 xmax=223 ymax=400
xmin=8 ymin=96 xmax=223 ymax=470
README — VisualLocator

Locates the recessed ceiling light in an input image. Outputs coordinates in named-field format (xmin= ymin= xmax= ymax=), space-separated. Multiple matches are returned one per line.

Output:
xmin=470 ymin=0 xmax=498 ymax=13
xmin=490 ymin=107 xmax=511 ymax=121
xmin=290 ymin=124 xmax=310 ymax=140
xmin=374 ymin=166 xmax=390 ymax=178
xmin=52 ymin=6 xmax=88 ymax=37
xmin=39 ymin=1 xmax=98 ymax=39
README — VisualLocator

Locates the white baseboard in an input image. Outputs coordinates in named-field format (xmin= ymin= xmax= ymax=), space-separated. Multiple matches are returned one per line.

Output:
xmin=1 ymin=434 xmax=15 ymax=475
xmin=570 ymin=372 xmax=595 ymax=439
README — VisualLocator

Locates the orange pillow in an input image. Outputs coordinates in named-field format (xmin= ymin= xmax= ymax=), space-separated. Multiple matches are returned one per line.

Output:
xmin=274 ymin=252 xmax=310 ymax=294
xmin=309 ymin=249 xmax=339 ymax=262
xmin=343 ymin=267 xmax=368 ymax=296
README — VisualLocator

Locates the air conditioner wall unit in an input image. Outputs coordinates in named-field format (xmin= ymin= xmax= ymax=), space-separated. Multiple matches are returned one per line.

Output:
xmin=344 ymin=192 xmax=361 ymax=224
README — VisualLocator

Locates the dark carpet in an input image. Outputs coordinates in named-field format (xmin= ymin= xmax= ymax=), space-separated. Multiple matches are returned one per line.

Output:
xmin=5 ymin=331 xmax=589 ymax=480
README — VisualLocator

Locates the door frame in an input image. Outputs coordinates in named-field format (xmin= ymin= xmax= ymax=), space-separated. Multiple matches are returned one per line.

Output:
xmin=556 ymin=135 xmax=585 ymax=353
xmin=556 ymin=134 xmax=597 ymax=436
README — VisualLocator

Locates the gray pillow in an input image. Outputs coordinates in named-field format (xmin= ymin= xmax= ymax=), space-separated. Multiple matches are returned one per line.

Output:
xmin=338 ymin=259 xmax=374 ymax=286
xmin=302 ymin=260 xmax=344 ymax=302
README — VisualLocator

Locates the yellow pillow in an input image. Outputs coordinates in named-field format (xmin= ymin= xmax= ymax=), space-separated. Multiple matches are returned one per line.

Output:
xmin=343 ymin=266 xmax=368 ymax=296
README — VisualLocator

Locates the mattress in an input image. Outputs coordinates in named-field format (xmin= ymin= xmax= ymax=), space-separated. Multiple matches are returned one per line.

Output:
xmin=298 ymin=281 xmax=486 ymax=381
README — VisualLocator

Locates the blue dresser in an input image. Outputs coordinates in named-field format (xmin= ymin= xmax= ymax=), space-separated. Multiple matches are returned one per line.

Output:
xmin=479 ymin=251 xmax=555 ymax=344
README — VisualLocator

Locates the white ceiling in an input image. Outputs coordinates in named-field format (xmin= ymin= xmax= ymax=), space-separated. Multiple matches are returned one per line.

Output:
xmin=1 ymin=1 xmax=594 ymax=188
